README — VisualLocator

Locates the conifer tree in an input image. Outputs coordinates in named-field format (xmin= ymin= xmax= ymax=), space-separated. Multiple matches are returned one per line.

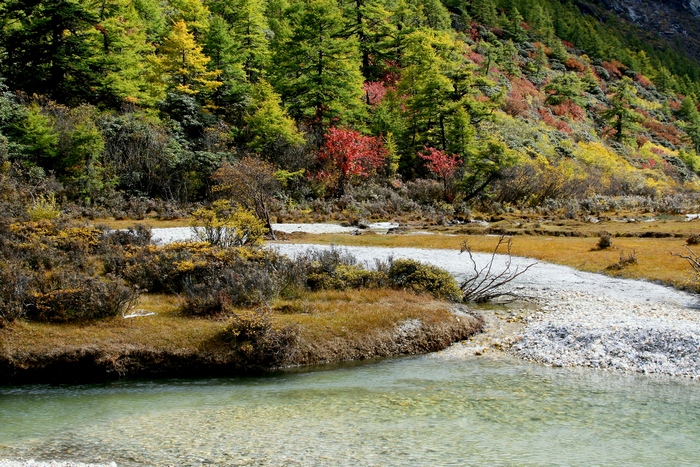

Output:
xmin=229 ymin=0 xmax=272 ymax=82
xmin=92 ymin=0 xmax=158 ymax=106
xmin=603 ymin=76 xmax=642 ymax=143
xmin=273 ymin=0 xmax=365 ymax=128
xmin=471 ymin=0 xmax=497 ymax=25
xmin=245 ymin=79 xmax=305 ymax=153
xmin=0 ymin=0 xmax=103 ymax=104
xmin=132 ymin=0 xmax=167 ymax=42
xmin=340 ymin=0 xmax=396 ymax=79
xmin=203 ymin=15 xmax=247 ymax=118
xmin=151 ymin=20 xmax=222 ymax=96
xmin=169 ymin=0 xmax=210 ymax=38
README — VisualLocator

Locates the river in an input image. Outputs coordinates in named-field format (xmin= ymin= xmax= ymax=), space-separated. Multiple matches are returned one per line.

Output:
xmin=2 ymin=232 xmax=699 ymax=465
xmin=2 ymin=354 xmax=699 ymax=466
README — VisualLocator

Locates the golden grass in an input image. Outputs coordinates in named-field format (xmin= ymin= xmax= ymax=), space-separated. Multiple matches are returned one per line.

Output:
xmin=95 ymin=218 xmax=191 ymax=229
xmin=0 ymin=295 xmax=225 ymax=355
xmin=284 ymin=231 xmax=699 ymax=291
xmin=273 ymin=289 xmax=454 ymax=343
xmin=0 ymin=290 xmax=456 ymax=357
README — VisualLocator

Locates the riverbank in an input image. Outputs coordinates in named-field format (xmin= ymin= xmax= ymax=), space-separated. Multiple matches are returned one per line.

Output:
xmin=0 ymin=290 xmax=482 ymax=385
xmin=274 ymin=243 xmax=700 ymax=378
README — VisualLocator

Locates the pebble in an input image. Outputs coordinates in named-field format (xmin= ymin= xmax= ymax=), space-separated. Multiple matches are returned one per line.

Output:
xmin=511 ymin=290 xmax=700 ymax=378
xmin=0 ymin=462 xmax=116 ymax=467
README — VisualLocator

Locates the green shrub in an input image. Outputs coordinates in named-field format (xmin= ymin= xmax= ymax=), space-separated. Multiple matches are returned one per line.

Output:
xmin=25 ymin=273 xmax=140 ymax=322
xmin=181 ymin=261 xmax=282 ymax=315
xmin=191 ymin=200 xmax=267 ymax=247
xmin=388 ymin=259 xmax=461 ymax=301
xmin=307 ymin=263 xmax=384 ymax=290
xmin=27 ymin=194 xmax=61 ymax=221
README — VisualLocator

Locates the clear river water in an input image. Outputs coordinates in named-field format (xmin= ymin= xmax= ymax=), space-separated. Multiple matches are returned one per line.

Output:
xmin=2 ymin=353 xmax=699 ymax=466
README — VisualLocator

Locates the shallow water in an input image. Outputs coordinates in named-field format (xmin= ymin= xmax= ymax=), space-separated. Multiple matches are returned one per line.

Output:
xmin=2 ymin=355 xmax=699 ymax=466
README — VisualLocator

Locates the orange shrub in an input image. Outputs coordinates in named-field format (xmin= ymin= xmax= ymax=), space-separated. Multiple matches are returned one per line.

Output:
xmin=635 ymin=73 xmax=652 ymax=88
xmin=602 ymin=60 xmax=624 ymax=79
xmin=538 ymin=107 xmax=572 ymax=134
xmin=642 ymin=119 xmax=683 ymax=147
xmin=551 ymin=99 xmax=587 ymax=122
xmin=564 ymin=57 xmax=586 ymax=72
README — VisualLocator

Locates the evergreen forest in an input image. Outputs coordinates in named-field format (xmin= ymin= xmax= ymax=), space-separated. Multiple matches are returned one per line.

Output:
xmin=2 ymin=0 xmax=700 ymax=222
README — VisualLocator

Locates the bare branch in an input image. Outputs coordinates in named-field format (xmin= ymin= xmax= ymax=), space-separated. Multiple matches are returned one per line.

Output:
xmin=459 ymin=235 xmax=537 ymax=303
xmin=672 ymin=245 xmax=700 ymax=276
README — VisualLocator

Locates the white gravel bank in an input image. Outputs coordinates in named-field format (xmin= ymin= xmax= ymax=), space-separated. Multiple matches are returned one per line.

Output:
xmin=150 ymin=222 xmax=400 ymax=243
xmin=0 ymin=461 xmax=115 ymax=467
xmin=511 ymin=290 xmax=700 ymax=377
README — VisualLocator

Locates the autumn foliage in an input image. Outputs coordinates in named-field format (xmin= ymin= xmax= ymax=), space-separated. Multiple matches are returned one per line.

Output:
xmin=419 ymin=147 xmax=462 ymax=202
xmin=317 ymin=127 xmax=388 ymax=196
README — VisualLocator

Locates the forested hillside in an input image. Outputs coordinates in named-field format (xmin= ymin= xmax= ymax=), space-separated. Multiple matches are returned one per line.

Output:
xmin=2 ymin=0 xmax=700 ymax=221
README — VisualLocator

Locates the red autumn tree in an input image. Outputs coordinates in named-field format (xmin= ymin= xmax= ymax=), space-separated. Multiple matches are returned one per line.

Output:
xmin=317 ymin=127 xmax=387 ymax=196
xmin=419 ymin=146 xmax=462 ymax=202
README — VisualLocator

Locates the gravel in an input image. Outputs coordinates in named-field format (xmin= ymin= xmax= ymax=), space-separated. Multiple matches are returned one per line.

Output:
xmin=0 ymin=462 xmax=116 ymax=467
xmin=151 ymin=222 xmax=400 ymax=243
xmin=511 ymin=290 xmax=700 ymax=377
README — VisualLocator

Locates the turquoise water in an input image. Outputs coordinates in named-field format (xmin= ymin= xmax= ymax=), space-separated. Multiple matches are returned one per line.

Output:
xmin=1 ymin=355 xmax=699 ymax=466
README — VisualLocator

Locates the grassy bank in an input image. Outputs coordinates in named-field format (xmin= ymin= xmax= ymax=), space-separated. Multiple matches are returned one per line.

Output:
xmin=0 ymin=290 xmax=481 ymax=384
xmin=284 ymin=229 xmax=699 ymax=293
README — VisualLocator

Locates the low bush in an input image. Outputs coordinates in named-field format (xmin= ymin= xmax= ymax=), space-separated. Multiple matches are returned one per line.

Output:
xmin=307 ymin=264 xmax=384 ymax=291
xmin=220 ymin=307 xmax=298 ymax=368
xmin=606 ymin=249 xmax=638 ymax=271
xmin=0 ymin=263 xmax=29 ymax=326
xmin=0 ymin=219 xmax=141 ymax=323
xmin=387 ymin=259 xmax=461 ymax=301
xmin=181 ymin=259 xmax=284 ymax=315
xmin=25 ymin=273 xmax=139 ymax=322
xmin=597 ymin=232 xmax=613 ymax=249
xmin=191 ymin=200 xmax=267 ymax=248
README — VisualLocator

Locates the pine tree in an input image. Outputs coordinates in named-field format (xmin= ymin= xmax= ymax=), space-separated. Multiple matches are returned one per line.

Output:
xmin=229 ymin=0 xmax=272 ymax=82
xmin=471 ymin=0 xmax=497 ymax=25
xmin=132 ymin=0 xmax=167 ymax=42
xmin=91 ymin=0 xmax=158 ymax=106
xmin=169 ymin=0 xmax=210 ymax=38
xmin=340 ymin=0 xmax=396 ymax=79
xmin=397 ymin=30 xmax=483 ymax=157
xmin=202 ymin=15 xmax=247 ymax=118
xmin=245 ymin=79 xmax=305 ymax=152
xmin=273 ymin=0 xmax=365 ymax=128
xmin=0 ymin=0 xmax=103 ymax=104
xmin=544 ymin=74 xmax=584 ymax=105
xmin=603 ymin=76 xmax=642 ymax=143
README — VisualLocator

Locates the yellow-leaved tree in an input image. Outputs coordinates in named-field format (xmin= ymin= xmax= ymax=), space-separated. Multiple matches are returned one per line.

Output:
xmin=151 ymin=20 xmax=221 ymax=96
